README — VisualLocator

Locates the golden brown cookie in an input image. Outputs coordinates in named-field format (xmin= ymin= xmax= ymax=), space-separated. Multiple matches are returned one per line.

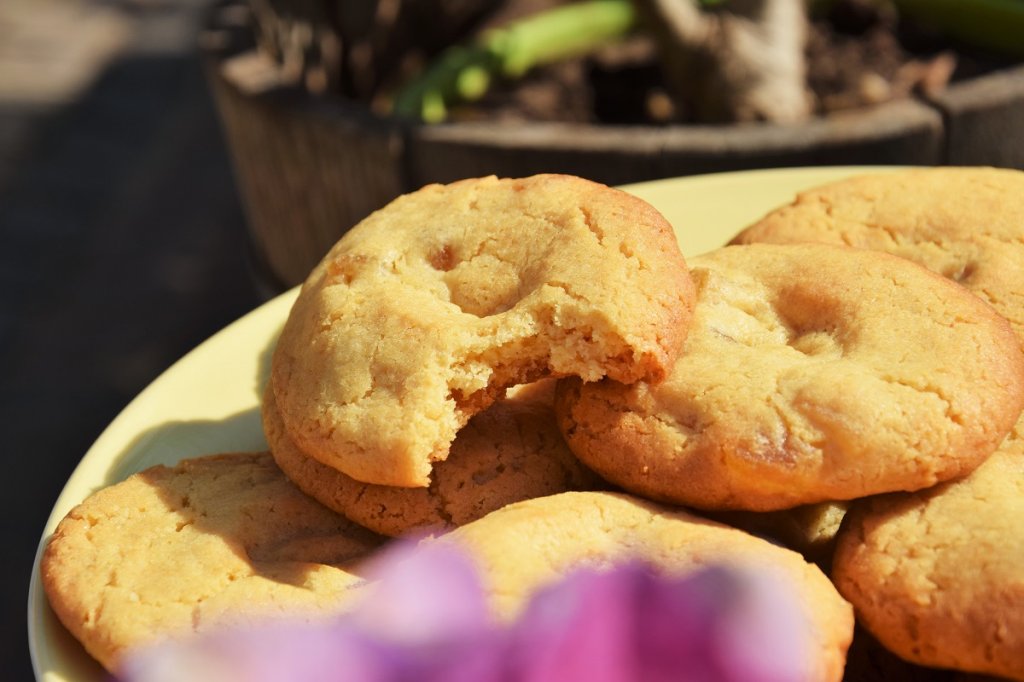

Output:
xmin=271 ymin=174 xmax=695 ymax=488
xmin=41 ymin=453 xmax=384 ymax=672
xmin=432 ymin=491 xmax=854 ymax=682
xmin=263 ymin=380 xmax=603 ymax=537
xmin=832 ymin=428 xmax=1024 ymax=681
xmin=556 ymin=243 xmax=1024 ymax=511
xmin=731 ymin=167 xmax=1024 ymax=338
xmin=708 ymin=501 xmax=850 ymax=567
xmin=736 ymin=166 xmax=1024 ymax=680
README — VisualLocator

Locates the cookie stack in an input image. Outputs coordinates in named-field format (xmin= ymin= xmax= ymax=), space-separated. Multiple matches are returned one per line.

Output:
xmin=42 ymin=169 xmax=1024 ymax=681
xmin=732 ymin=167 xmax=1024 ymax=681
xmin=263 ymin=174 xmax=693 ymax=533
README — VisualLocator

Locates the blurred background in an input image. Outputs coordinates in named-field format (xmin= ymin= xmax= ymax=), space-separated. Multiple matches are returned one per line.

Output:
xmin=5 ymin=0 xmax=1023 ymax=678
xmin=2 ymin=1 xmax=261 ymax=678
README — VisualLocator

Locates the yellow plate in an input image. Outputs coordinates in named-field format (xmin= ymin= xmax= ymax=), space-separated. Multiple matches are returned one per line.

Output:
xmin=28 ymin=166 xmax=894 ymax=681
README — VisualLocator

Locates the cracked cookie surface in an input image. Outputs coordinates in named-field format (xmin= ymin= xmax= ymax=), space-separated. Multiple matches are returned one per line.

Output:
xmin=833 ymin=430 xmax=1024 ymax=680
xmin=731 ymin=167 xmax=1024 ymax=338
xmin=271 ymin=174 xmax=694 ymax=488
xmin=738 ymin=167 xmax=1024 ymax=678
xmin=264 ymin=380 xmax=603 ymax=537
xmin=41 ymin=452 xmax=384 ymax=672
xmin=432 ymin=491 xmax=854 ymax=682
xmin=556 ymin=243 xmax=1024 ymax=511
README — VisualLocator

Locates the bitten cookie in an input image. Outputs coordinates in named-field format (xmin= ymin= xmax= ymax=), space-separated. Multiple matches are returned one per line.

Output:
xmin=41 ymin=453 xmax=384 ymax=672
xmin=556 ymin=243 xmax=1024 ymax=511
xmin=731 ymin=167 xmax=1024 ymax=338
xmin=263 ymin=380 xmax=603 ymax=537
xmin=432 ymin=491 xmax=854 ymax=682
xmin=271 ymin=174 xmax=695 ymax=487
xmin=833 ymin=429 xmax=1024 ymax=681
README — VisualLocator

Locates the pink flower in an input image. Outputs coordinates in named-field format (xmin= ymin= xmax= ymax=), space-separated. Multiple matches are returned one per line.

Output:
xmin=346 ymin=538 xmax=490 ymax=646
xmin=508 ymin=563 xmax=808 ymax=682
xmin=121 ymin=542 xmax=810 ymax=682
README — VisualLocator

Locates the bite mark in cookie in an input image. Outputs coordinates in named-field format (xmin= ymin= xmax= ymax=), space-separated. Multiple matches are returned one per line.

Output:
xmin=263 ymin=380 xmax=603 ymax=537
xmin=272 ymin=174 xmax=695 ymax=487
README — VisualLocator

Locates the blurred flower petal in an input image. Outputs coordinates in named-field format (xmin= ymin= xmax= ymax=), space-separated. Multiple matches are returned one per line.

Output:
xmin=705 ymin=568 xmax=810 ymax=682
xmin=351 ymin=538 xmax=491 ymax=646
xmin=507 ymin=564 xmax=639 ymax=682
xmin=120 ymin=620 xmax=393 ymax=682
xmin=121 ymin=541 xmax=811 ymax=682
xmin=507 ymin=562 xmax=810 ymax=682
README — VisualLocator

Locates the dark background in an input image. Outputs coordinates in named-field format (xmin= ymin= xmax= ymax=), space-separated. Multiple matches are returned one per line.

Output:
xmin=1 ymin=1 xmax=264 ymax=677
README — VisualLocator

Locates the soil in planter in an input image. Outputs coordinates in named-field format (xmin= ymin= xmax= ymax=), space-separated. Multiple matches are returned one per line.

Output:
xmin=439 ymin=0 xmax=1021 ymax=125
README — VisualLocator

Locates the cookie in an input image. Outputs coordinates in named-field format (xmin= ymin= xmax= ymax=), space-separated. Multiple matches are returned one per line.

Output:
xmin=731 ymin=167 xmax=1024 ymax=338
xmin=264 ymin=379 xmax=603 ymax=537
xmin=556 ymin=243 xmax=1024 ymax=510
xmin=41 ymin=452 xmax=384 ymax=672
xmin=708 ymin=501 xmax=850 ymax=567
xmin=271 ymin=174 xmax=695 ymax=487
xmin=736 ymin=166 xmax=1024 ymax=679
xmin=832 ymin=428 xmax=1024 ymax=680
xmin=432 ymin=491 xmax=854 ymax=682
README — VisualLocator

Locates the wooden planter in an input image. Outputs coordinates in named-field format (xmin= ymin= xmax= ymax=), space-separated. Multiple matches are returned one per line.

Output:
xmin=201 ymin=2 xmax=1024 ymax=290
